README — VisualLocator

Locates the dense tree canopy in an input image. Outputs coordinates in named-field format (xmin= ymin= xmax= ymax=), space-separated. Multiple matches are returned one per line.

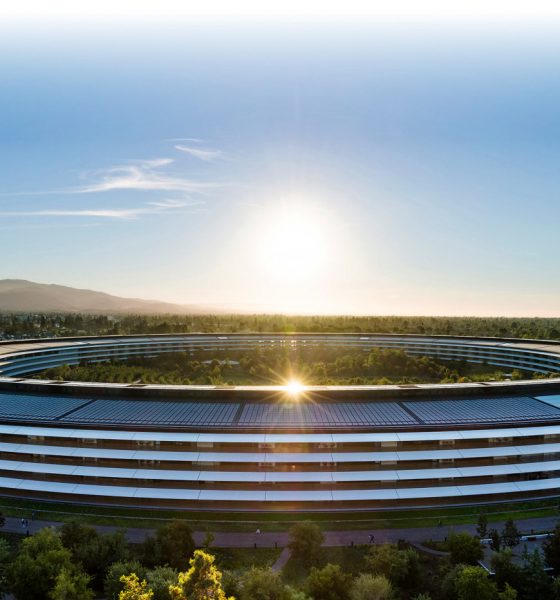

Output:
xmin=287 ymin=522 xmax=325 ymax=568
xmin=4 ymin=313 xmax=560 ymax=341
xmin=8 ymin=528 xmax=92 ymax=600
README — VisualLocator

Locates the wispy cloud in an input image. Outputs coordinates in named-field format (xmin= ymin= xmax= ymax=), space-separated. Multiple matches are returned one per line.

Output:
xmin=74 ymin=159 xmax=223 ymax=193
xmin=0 ymin=156 xmax=227 ymax=197
xmin=174 ymin=144 xmax=224 ymax=162
xmin=0 ymin=200 xmax=203 ymax=220
xmin=166 ymin=137 xmax=205 ymax=143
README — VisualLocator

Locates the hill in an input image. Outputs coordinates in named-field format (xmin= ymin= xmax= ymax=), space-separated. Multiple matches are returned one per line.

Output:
xmin=0 ymin=279 xmax=207 ymax=314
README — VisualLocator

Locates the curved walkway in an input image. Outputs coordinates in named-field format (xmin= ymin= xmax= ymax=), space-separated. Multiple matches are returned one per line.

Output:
xmin=2 ymin=515 xmax=558 ymax=548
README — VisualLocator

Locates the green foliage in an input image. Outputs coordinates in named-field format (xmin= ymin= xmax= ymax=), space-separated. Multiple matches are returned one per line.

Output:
xmin=490 ymin=529 xmax=502 ymax=552
xmin=6 ymin=313 xmax=560 ymax=341
xmin=140 ymin=521 xmax=195 ymax=571
xmin=221 ymin=570 xmax=242 ymax=599
xmin=498 ymin=583 xmax=518 ymax=600
xmin=169 ymin=550 xmax=231 ymax=600
xmin=0 ymin=537 xmax=11 ymax=596
xmin=477 ymin=513 xmax=489 ymax=539
xmin=239 ymin=566 xmax=286 ymax=600
xmin=502 ymin=519 xmax=521 ymax=548
xmin=287 ymin=522 xmax=324 ymax=568
xmin=448 ymin=532 xmax=484 ymax=565
xmin=119 ymin=574 xmax=154 ymax=600
xmin=552 ymin=577 xmax=560 ymax=599
xmin=543 ymin=526 xmax=560 ymax=573
xmin=304 ymin=564 xmax=352 ymax=600
xmin=282 ymin=586 xmax=311 ymax=600
xmin=59 ymin=521 xmax=130 ymax=588
xmin=35 ymin=344 xmax=520 ymax=386
xmin=202 ymin=531 xmax=215 ymax=549
xmin=146 ymin=566 xmax=178 ymax=600
xmin=365 ymin=544 xmax=420 ymax=588
xmin=520 ymin=548 xmax=552 ymax=599
xmin=8 ymin=527 xmax=76 ymax=600
xmin=439 ymin=563 xmax=465 ymax=600
xmin=49 ymin=567 xmax=94 ymax=600
xmin=105 ymin=561 xmax=148 ymax=599
xmin=455 ymin=566 xmax=497 ymax=600
xmin=490 ymin=549 xmax=523 ymax=593
xmin=349 ymin=573 xmax=392 ymax=600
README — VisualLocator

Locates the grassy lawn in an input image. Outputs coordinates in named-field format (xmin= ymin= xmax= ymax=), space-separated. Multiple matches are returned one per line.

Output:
xmin=211 ymin=547 xmax=282 ymax=570
xmin=282 ymin=545 xmax=371 ymax=586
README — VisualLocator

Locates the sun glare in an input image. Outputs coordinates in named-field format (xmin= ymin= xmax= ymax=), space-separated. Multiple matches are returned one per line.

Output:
xmin=285 ymin=379 xmax=305 ymax=395
xmin=258 ymin=202 xmax=328 ymax=282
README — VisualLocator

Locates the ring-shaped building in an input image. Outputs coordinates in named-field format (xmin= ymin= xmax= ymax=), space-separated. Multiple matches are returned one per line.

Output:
xmin=1 ymin=333 xmax=560 ymax=512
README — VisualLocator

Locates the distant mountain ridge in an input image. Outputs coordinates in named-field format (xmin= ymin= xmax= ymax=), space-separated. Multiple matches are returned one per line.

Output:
xmin=0 ymin=279 xmax=209 ymax=314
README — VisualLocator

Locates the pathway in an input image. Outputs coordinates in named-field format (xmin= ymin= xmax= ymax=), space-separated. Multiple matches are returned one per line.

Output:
xmin=3 ymin=515 xmax=559 ymax=548
xmin=271 ymin=547 xmax=292 ymax=572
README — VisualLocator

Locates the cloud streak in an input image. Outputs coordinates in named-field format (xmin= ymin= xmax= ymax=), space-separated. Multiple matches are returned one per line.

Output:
xmin=0 ymin=200 xmax=204 ymax=220
xmin=0 ymin=155 xmax=227 ymax=197
xmin=174 ymin=144 xmax=224 ymax=162
xmin=74 ymin=160 xmax=223 ymax=193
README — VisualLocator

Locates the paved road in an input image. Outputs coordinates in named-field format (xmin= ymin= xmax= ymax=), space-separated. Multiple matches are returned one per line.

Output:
xmin=4 ymin=515 xmax=560 ymax=548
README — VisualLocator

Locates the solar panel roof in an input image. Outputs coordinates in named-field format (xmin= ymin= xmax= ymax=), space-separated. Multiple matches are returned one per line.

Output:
xmin=0 ymin=392 xmax=90 ymax=421
xmin=404 ymin=396 xmax=560 ymax=424
xmin=238 ymin=402 xmax=417 ymax=427
xmin=0 ymin=390 xmax=560 ymax=430
xmin=64 ymin=399 xmax=239 ymax=426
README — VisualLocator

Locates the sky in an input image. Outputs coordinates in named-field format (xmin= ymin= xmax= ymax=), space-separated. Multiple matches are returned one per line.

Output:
xmin=1 ymin=3 xmax=560 ymax=316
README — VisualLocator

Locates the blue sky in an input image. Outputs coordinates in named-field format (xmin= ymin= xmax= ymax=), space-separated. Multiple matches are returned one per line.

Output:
xmin=1 ymin=17 xmax=560 ymax=315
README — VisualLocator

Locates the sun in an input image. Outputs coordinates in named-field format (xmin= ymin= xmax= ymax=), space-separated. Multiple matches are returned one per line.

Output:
xmin=257 ymin=202 xmax=328 ymax=281
xmin=285 ymin=379 xmax=305 ymax=395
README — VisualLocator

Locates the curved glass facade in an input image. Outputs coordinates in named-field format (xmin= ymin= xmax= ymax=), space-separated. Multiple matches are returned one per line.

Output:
xmin=0 ymin=334 xmax=559 ymax=511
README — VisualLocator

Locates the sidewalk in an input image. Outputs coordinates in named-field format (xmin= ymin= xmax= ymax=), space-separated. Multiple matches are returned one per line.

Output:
xmin=3 ymin=514 xmax=558 ymax=548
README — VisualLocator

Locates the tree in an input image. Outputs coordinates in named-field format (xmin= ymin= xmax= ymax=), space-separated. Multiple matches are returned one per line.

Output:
xmin=440 ymin=563 xmax=465 ymax=600
xmin=239 ymin=567 xmax=285 ymax=600
xmin=146 ymin=566 xmax=178 ymax=600
xmin=105 ymin=561 xmax=148 ymax=600
xmin=283 ymin=587 xmax=311 ymax=600
xmin=49 ymin=567 xmax=94 ymax=600
xmin=0 ymin=537 xmax=11 ymax=597
xmin=8 ymin=527 xmax=76 ymax=600
xmin=119 ymin=574 xmax=154 ymax=600
xmin=448 ymin=532 xmax=484 ymax=565
xmin=477 ymin=513 xmax=489 ymax=539
xmin=490 ymin=549 xmax=523 ymax=593
xmin=543 ymin=526 xmax=560 ymax=573
xmin=489 ymin=530 xmax=502 ymax=552
xmin=287 ymin=522 xmax=324 ymax=568
xmin=365 ymin=544 xmax=419 ymax=588
xmin=552 ymin=577 xmax=560 ymax=600
xmin=520 ymin=548 xmax=552 ymax=599
xmin=60 ymin=521 xmax=130 ymax=588
xmin=59 ymin=521 xmax=98 ymax=551
xmin=221 ymin=570 xmax=241 ymax=600
xmin=455 ymin=566 xmax=497 ymax=600
xmin=502 ymin=519 xmax=521 ymax=548
xmin=349 ymin=574 xmax=392 ymax=600
xmin=304 ymin=564 xmax=352 ymax=600
xmin=498 ymin=583 xmax=517 ymax=600
xmin=202 ymin=531 xmax=215 ymax=550
xmin=169 ymin=550 xmax=231 ymax=600
xmin=141 ymin=521 xmax=195 ymax=571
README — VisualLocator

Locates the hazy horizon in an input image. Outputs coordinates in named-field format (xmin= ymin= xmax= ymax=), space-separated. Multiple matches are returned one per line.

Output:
xmin=2 ymin=5 xmax=560 ymax=317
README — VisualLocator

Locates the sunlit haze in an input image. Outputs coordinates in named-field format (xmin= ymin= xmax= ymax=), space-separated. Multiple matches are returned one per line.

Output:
xmin=1 ymin=8 xmax=560 ymax=316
